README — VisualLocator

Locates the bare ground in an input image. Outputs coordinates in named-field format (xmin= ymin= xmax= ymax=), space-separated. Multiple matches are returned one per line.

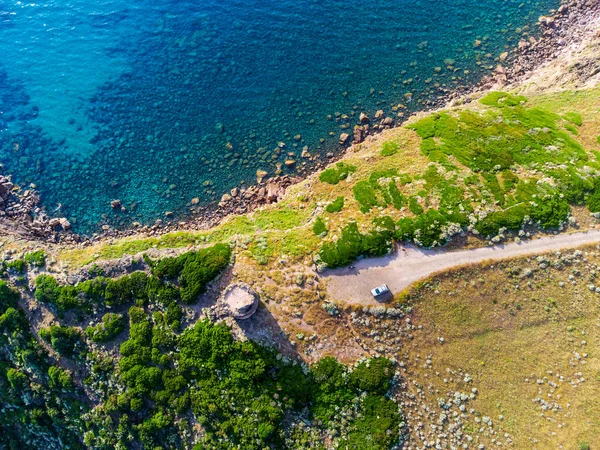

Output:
xmin=324 ymin=229 xmax=600 ymax=305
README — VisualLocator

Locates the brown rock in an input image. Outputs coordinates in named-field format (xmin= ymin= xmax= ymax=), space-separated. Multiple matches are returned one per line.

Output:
xmin=339 ymin=133 xmax=350 ymax=145
xmin=110 ymin=199 xmax=121 ymax=209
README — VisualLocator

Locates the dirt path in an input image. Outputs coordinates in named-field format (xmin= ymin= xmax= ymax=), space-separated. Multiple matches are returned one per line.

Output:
xmin=325 ymin=230 xmax=600 ymax=305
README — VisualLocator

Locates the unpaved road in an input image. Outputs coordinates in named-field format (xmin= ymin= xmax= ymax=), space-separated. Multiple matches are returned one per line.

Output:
xmin=325 ymin=230 xmax=600 ymax=305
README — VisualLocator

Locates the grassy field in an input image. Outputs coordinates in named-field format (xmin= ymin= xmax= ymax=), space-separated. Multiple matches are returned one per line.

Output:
xmin=334 ymin=246 xmax=600 ymax=448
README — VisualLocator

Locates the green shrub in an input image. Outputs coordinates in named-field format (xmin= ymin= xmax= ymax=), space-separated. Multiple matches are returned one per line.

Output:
xmin=341 ymin=394 xmax=401 ymax=450
xmin=381 ymin=141 xmax=399 ymax=156
xmin=48 ymin=366 xmax=74 ymax=390
xmin=408 ymin=196 xmax=424 ymax=215
xmin=325 ymin=196 xmax=344 ymax=213
xmin=563 ymin=112 xmax=583 ymax=126
xmin=319 ymin=222 xmax=391 ymax=268
xmin=578 ymin=442 xmax=590 ymax=450
xmin=40 ymin=325 xmax=82 ymax=358
xmin=480 ymin=91 xmax=527 ymax=108
xmin=86 ymin=313 xmax=126 ymax=343
xmin=350 ymin=358 xmax=394 ymax=394
xmin=177 ymin=245 xmax=231 ymax=304
xmin=475 ymin=205 xmax=526 ymax=237
xmin=34 ymin=275 xmax=62 ymax=306
xmin=6 ymin=260 xmax=26 ymax=273
xmin=6 ymin=368 xmax=28 ymax=389
xmin=24 ymin=250 xmax=46 ymax=267
xmin=319 ymin=162 xmax=356 ymax=185
xmin=312 ymin=217 xmax=327 ymax=236
xmin=501 ymin=170 xmax=519 ymax=191
xmin=565 ymin=123 xmax=579 ymax=135
xmin=530 ymin=194 xmax=570 ymax=229
xmin=353 ymin=180 xmax=382 ymax=213
xmin=388 ymin=181 xmax=406 ymax=209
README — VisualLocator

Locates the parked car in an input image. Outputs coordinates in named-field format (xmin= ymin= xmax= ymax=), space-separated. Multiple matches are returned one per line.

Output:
xmin=370 ymin=284 xmax=390 ymax=298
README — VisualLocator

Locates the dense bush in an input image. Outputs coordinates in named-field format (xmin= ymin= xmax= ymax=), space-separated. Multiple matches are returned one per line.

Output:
xmin=33 ymin=245 xmax=231 ymax=314
xmin=529 ymin=194 xmax=570 ymax=229
xmin=313 ymin=217 xmax=328 ymax=236
xmin=381 ymin=141 xmax=399 ymax=156
xmin=34 ymin=275 xmax=63 ymax=306
xmin=319 ymin=162 xmax=356 ymax=185
xmin=5 ymin=259 xmax=26 ymax=273
xmin=325 ymin=196 xmax=345 ymax=213
xmin=353 ymin=180 xmax=382 ymax=213
xmin=48 ymin=366 xmax=74 ymax=390
xmin=40 ymin=325 xmax=83 ymax=358
xmin=563 ymin=111 xmax=583 ymax=126
xmin=86 ymin=313 xmax=126 ymax=342
xmin=319 ymin=222 xmax=392 ymax=268
xmin=24 ymin=250 xmax=46 ymax=267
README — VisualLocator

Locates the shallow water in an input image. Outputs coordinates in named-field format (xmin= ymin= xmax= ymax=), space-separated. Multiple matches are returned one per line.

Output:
xmin=0 ymin=0 xmax=559 ymax=234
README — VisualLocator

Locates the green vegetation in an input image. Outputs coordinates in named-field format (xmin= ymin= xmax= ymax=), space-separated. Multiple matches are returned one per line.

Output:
xmin=325 ymin=196 xmax=345 ymax=213
xmin=2 ymin=245 xmax=402 ymax=449
xmin=0 ymin=281 xmax=85 ymax=448
xmin=319 ymin=222 xmax=392 ymax=268
xmin=5 ymin=259 xmax=26 ymax=273
xmin=319 ymin=162 xmax=357 ymax=185
xmin=35 ymin=245 xmax=231 ymax=314
xmin=314 ymin=91 xmax=600 ymax=267
xmin=563 ymin=111 xmax=583 ymax=126
xmin=85 ymin=313 xmax=126 ymax=342
xmin=24 ymin=250 xmax=46 ymax=267
xmin=381 ymin=141 xmax=399 ymax=156
xmin=40 ymin=325 xmax=83 ymax=358
xmin=313 ymin=216 xmax=328 ymax=236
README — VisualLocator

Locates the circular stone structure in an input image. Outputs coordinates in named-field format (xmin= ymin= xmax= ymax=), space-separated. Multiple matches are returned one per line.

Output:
xmin=222 ymin=283 xmax=259 ymax=320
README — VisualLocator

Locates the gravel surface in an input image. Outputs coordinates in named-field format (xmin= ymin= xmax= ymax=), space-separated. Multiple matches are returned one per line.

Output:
xmin=325 ymin=230 xmax=600 ymax=305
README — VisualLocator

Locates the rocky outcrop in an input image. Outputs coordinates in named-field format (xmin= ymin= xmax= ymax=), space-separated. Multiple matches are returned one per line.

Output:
xmin=0 ymin=171 xmax=77 ymax=242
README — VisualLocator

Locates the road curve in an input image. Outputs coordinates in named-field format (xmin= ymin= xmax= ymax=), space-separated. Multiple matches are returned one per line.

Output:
xmin=324 ymin=230 xmax=600 ymax=305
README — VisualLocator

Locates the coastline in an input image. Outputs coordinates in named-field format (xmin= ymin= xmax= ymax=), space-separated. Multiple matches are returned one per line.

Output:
xmin=2 ymin=0 xmax=600 ymax=247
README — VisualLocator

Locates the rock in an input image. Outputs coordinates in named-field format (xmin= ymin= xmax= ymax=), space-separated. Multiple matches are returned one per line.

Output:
xmin=0 ymin=179 xmax=13 ymax=201
xmin=339 ymin=133 xmax=350 ymax=145
xmin=230 ymin=187 xmax=239 ymax=197
xmin=353 ymin=126 xmax=364 ymax=143
xmin=222 ymin=283 xmax=259 ymax=319
xmin=48 ymin=218 xmax=61 ymax=228
xmin=499 ymin=52 xmax=509 ymax=61
xmin=110 ymin=199 xmax=122 ymax=209
xmin=301 ymin=146 xmax=311 ymax=158
xmin=284 ymin=159 xmax=296 ymax=167
xmin=58 ymin=218 xmax=71 ymax=230
xmin=359 ymin=112 xmax=370 ymax=123
xmin=191 ymin=197 xmax=200 ymax=205
xmin=375 ymin=110 xmax=385 ymax=119
xmin=220 ymin=193 xmax=232 ymax=204
xmin=266 ymin=182 xmax=285 ymax=204
xmin=165 ymin=211 xmax=173 ymax=218
xmin=256 ymin=169 xmax=268 ymax=182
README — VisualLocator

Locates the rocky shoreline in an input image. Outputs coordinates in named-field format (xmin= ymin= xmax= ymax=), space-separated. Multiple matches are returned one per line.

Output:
xmin=3 ymin=0 xmax=599 ymax=246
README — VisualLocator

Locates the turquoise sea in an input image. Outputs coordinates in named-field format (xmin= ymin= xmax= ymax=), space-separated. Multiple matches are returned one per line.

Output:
xmin=0 ymin=0 xmax=559 ymax=234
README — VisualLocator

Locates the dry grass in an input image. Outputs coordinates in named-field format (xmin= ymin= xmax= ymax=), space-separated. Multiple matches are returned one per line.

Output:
xmin=333 ymin=245 xmax=600 ymax=448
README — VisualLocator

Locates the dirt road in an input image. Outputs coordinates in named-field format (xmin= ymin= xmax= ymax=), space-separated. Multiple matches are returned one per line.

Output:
xmin=325 ymin=230 xmax=600 ymax=305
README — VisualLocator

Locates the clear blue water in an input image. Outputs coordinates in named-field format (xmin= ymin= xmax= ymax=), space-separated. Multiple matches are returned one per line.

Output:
xmin=0 ymin=0 xmax=559 ymax=234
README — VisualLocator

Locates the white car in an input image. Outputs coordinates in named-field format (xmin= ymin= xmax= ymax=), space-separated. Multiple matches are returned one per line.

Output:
xmin=371 ymin=284 xmax=390 ymax=298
